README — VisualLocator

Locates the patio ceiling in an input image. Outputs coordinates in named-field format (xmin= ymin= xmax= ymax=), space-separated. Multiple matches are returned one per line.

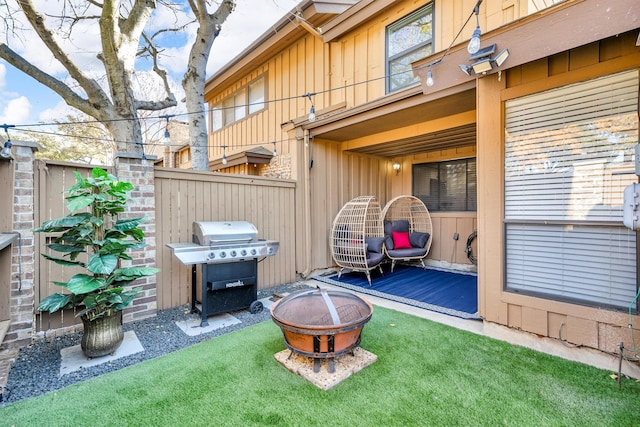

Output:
xmin=344 ymin=123 xmax=476 ymax=157
xmin=311 ymin=87 xmax=477 ymax=158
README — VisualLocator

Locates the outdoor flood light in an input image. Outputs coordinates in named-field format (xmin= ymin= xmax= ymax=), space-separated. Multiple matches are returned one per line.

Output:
xmin=459 ymin=43 xmax=510 ymax=76
xmin=494 ymin=48 xmax=510 ymax=67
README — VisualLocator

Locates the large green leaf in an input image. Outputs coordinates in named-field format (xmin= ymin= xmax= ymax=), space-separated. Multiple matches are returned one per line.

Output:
xmin=34 ymin=214 xmax=90 ymax=232
xmin=108 ymin=267 xmax=159 ymax=285
xmin=41 ymin=253 xmax=84 ymax=267
xmin=65 ymin=274 xmax=107 ymax=295
xmin=37 ymin=293 xmax=72 ymax=313
xmin=46 ymin=243 xmax=85 ymax=253
xmin=87 ymin=253 xmax=118 ymax=275
xmin=66 ymin=194 xmax=95 ymax=212
xmin=115 ymin=217 xmax=145 ymax=231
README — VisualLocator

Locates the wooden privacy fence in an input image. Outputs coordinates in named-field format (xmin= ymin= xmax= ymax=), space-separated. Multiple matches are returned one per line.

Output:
xmin=154 ymin=167 xmax=297 ymax=310
xmin=34 ymin=161 xmax=297 ymax=331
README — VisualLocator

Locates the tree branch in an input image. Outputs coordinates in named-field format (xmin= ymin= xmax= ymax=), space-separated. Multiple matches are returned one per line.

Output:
xmin=0 ymin=43 xmax=103 ymax=118
xmin=17 ymin=0 xmax=110 ymax=108
xmin=136 ymin=32 xmax=177 ymax=111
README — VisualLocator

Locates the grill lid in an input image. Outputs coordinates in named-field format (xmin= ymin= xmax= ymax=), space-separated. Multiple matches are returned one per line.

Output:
xmin=193 ymin=221 xmax=257 ymax=246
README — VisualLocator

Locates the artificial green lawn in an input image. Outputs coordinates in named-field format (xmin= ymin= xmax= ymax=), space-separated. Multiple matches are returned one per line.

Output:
xmin=2 ymin=306 xmax=639 ymax=426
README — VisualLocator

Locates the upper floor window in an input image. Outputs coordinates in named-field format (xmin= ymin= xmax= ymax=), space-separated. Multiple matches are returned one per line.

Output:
xmin=386 ymin=3 xmax=434 ymax=93
xmin=412 ymin=158 xmax=477 ymax=212
xmin=211 ymin=75 xmax=266 ymax=131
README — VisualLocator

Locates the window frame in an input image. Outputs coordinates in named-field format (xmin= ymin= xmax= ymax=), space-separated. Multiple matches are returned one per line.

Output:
xmin=503 ymin=70 xmax=639 ymax=311
xmin=210 ymin=75 xmax=267 ymax=131
xmin=412 ymin=157 xmax=477 ymax=213
xmin=385 ymin=3 xmax=434 ymax=93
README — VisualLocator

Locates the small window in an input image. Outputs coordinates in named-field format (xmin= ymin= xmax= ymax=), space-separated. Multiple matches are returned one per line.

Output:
xmin=386 ymin=3 xmax=434 ymax=93
xmin=412 ymin=158 xmax=476 ymax=212
xmin=210 ymin=76 xmax=266 ymax=132
xmin=211 ymin=106 xmax=222 ymax=131
xmin=249 ymin=78 xmax=265 ymax=114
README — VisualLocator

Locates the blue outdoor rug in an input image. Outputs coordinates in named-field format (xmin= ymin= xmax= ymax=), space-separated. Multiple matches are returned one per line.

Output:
xmin=313 ymin=265 xmax=480 ymax=320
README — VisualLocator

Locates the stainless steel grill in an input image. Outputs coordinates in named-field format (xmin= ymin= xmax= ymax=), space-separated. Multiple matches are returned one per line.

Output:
xmin=168 ymin=221 xmax=279 ymax=265
xmin=167 ymin=221 xmax=279 ymax=327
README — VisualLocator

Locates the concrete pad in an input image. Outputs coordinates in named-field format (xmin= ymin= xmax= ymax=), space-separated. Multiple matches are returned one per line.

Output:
xmin=274 ymin=347 xmax=377 ymax=391
xmin=60 ymin=331 xmax=143 ymax=376
xmin=259 ymin=293 xmax=289 ymax=311
xmin=175 ymin=313 xmax=241 ymax=336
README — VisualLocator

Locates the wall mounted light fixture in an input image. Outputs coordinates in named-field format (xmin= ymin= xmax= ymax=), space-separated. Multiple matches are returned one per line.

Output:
xmin=393 ymin=161 xmax=401 ymax=175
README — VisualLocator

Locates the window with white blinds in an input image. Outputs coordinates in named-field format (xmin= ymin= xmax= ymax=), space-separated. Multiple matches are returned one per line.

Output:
xmin=504 ymin=70 xmax=639 ymax=309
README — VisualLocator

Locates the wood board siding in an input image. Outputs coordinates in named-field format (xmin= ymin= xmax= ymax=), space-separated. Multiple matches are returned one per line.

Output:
xmin=478 ymin=33 xmax=640 ymax=353
xmin=154 ymin=168 xmax=297 ymax=310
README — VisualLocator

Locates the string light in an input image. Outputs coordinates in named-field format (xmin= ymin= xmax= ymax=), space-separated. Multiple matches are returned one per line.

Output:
xmin=426 ymin=67 xmax=434 ymax=87
xmin=272 ymin=141 xmax=277 ymax=157
xmin=221 ymin=145 xmax=227 ymax=165
xmin=467 ymin=0 xmax=483 ymax=54
xmin=160 ymin=114 xmax=173 ymax=146
xmin=0 ymin=124 xmax=15 ymax=159
xmin=6 ymin=27 xmax=485 ymax=155
xmin=305 ymin=93 xmax=316 ymax=122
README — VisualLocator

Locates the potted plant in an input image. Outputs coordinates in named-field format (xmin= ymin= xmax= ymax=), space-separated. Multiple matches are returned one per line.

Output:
xmin=35 ymin=167 xmax=158 ymax=357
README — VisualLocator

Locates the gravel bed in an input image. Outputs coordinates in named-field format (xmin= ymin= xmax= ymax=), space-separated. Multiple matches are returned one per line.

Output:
xmin=1 ymin=282 xmax=312 ymax=405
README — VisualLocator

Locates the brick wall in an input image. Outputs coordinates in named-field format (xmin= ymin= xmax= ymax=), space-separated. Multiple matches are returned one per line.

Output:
xmin=114 ymin=154 xmax=158 ymax=323
xmin=262 ymin=153 xmax=292 ymax=179
xmin=6 ymin=141 xmax=38 ymax=349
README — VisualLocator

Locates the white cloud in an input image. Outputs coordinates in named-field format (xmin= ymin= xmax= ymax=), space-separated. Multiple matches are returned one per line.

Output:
xmin=0 ymin=96 xmax=32 ymax=124
xmin=6 ymin=0 xmax=301 ymax=123
xmin=38 ymin=100 xmax=81 ymax=123
xmin=207 ymin=0 xmax=300 ymax=75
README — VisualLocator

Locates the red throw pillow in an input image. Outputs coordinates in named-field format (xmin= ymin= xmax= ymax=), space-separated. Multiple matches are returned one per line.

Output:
xmin=392 ymin=231 xmax=411 ymax=249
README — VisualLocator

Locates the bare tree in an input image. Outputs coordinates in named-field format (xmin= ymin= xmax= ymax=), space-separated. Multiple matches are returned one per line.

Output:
xmin=183 ymin=0 xmax=234 ymax=170
xmin=0 ymin=0 xmax=236 ymax=169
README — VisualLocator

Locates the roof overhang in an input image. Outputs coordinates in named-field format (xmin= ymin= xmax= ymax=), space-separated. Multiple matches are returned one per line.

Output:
xmin=205 ymin=1 xmax=358 ymax=99
xmin=295 ymin=80 xmax=476 ymax=157
xmin=210 ymin=146 xmax=274 ymax=171
xmin=413 ymin=0 xmax=640 ymax=93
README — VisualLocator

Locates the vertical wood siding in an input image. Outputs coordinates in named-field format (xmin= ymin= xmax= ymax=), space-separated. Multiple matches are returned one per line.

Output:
xmin=480 ymin=34 xmax=640 ymax=352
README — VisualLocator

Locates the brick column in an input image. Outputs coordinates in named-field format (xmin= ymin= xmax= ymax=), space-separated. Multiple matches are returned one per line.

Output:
xmin=7 ymin=140 xmax=38 ymax=347
xmin=114 ymin=153 xmax=158 ymax=323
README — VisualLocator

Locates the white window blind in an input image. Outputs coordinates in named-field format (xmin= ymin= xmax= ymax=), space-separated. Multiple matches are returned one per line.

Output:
xmin=504 ymin=70 xmax=639 ymax=309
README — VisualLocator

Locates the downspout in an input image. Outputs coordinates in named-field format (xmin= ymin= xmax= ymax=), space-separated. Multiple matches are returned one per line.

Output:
xmin=300 ymin=129 xmax=313 ymax=278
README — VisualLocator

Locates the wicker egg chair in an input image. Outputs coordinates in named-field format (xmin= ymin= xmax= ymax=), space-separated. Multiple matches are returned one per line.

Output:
xmin=381 ymin=195 xmax=433 ymax=272
xmin=330 ymin=195 xmax=386 ymax=285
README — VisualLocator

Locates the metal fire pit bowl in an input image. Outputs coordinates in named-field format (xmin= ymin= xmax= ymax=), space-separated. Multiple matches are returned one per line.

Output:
xmin=270 ymin=288 xmax=373 ymax=373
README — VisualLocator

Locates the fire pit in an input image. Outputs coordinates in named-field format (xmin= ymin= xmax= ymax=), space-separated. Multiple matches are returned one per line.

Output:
xmin=270 ymin=288 xmax=373 ymax=373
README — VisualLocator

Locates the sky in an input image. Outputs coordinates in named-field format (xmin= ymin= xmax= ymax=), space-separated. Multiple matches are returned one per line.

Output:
xmin=0 ymin=0 xmax=301 ymax=129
